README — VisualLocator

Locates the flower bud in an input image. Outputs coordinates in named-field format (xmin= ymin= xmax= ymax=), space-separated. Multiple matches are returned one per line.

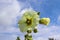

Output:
xmin=33 ymin=27 xmax=38 ymax=33
xmin=27 ymin=28 xmax=32 ymax=33
xmin=39 ymin=18 xmax=50 ymax=25
xmin=27 ymin=35 xmax=32 ymax=40
xmin=25 ymin=33 xmax=32 ymax=40
xmin=37 ymin=12 xmax=40 ymax=15
xmin=25 ymin=33 xmax=32 ymax=38
xmin=25 ymin=34 xmax=28 ymax=38
xmin=27 ymin=37 xmax=33 ymax=40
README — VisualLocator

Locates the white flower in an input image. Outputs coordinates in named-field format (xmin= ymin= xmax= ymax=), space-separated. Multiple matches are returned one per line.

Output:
xmin=18 ymin=10 xmax=40 ymax=32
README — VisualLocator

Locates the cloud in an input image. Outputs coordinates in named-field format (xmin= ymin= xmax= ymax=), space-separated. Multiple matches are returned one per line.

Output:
xmin=34 ymin=37 xmax=47 ymax=40
xmin=32 ymin=25 xmax=60 ymax=40
xmin=0 ymin=0 xmax=21 ymax=26
xmin=49 ymin=34 xmax=60 ymax=40
xmin=0 ymin=26 xmax=20 ymax=33
xmin=0 ymin=0 xmax=22 ymax=37
xmin=0 ymin=0 xmax=12 ymax=3
xmin=0 ymin=0 xmax=33 ymax=40
xmin=0 ymin=33 xmax=18 ymax=40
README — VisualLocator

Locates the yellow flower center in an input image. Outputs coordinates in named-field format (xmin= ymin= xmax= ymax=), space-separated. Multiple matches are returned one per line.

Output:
xmin=26 ymin=19 xmax=32 ymax=26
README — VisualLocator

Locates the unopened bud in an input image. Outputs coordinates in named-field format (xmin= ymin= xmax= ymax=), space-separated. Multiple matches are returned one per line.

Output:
xmin=33 ymin=28 xmax=38 ymax=33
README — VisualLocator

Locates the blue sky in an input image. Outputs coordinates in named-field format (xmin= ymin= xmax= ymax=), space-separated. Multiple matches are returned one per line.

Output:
xmin=0 ymin=0 xmax=60 ymax=40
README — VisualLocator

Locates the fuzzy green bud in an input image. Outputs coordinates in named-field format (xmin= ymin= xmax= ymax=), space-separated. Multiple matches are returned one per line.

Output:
xmin=27 ymin=28 xmax=32 ymax=33
xmin=33 ymin=27 xmax=38 ymax=33
xmin=39 ymin=18 xmax=50 ymax=25
xmin=37 ymin=12 xmax=40 ymax=15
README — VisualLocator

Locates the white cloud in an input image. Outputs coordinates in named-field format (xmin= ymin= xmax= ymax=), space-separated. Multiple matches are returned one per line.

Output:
xmin=49 ymin=35 xmax=60 ymax=40
xmin=0 ymin=0 xmax=32 ymax=40
xmin=0 ymin=33 xmax=24 ymax=40
xmin=34 ymin=37 xmax=47 ymax=40
xmin=0 ymin=33 xmax=18 ymax=40
xmin=0 ymin=26 xmax=20 ymax=33
xmin=0 ymin=0 xmax=21 ymax=26
xmin=0 ymin=0 xmax=12 ymax=3
xmin=32 ymin=25 xmax=60 ymax=40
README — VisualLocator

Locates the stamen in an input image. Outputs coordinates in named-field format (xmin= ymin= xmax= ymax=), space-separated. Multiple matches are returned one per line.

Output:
xmin=26 ymin=19 xmax=32 ymax=25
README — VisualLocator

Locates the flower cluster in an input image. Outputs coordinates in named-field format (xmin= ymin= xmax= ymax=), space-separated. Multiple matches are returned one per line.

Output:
xmin=18 ymin=10 xmax=50 ymax=40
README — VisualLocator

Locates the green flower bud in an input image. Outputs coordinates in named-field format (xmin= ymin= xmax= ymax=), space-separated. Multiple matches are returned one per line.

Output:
xmin=25 ymin=33 xmax=32 ymax=40
xmin=16 ymin=37 xmax=20 ymax=40
xmin=33 ymin=28 xmax=38 ymax=33
xmin=27 ymin=28 xmax=32 ymax=33
xmin=25 ymin=38 xmax=27 ymax=40
xmin=37 ymin=12 xmax=40 ymax=15
xmin=27 ymin=38 xmax=33 ymax=40
xmin=25 ymin=34 xmax=28 ymax=38
xmin=39 ymin=18 xmax=50 ymax=25
xmin=28 ymin=35 xmax=32 ymax=38
xmin=25 ymin=33 xmax=32 ymax=38
xmin=27 ymin=35 xmax=32 ymax=40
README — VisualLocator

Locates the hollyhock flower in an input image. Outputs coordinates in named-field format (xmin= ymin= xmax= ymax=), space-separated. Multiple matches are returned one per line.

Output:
xmin=18 ymin=10 xmax=40 ymax=32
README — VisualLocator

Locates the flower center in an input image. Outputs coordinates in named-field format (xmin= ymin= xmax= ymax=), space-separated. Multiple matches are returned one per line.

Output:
xmin=26 ymin=19 xmax=32 ymax=26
